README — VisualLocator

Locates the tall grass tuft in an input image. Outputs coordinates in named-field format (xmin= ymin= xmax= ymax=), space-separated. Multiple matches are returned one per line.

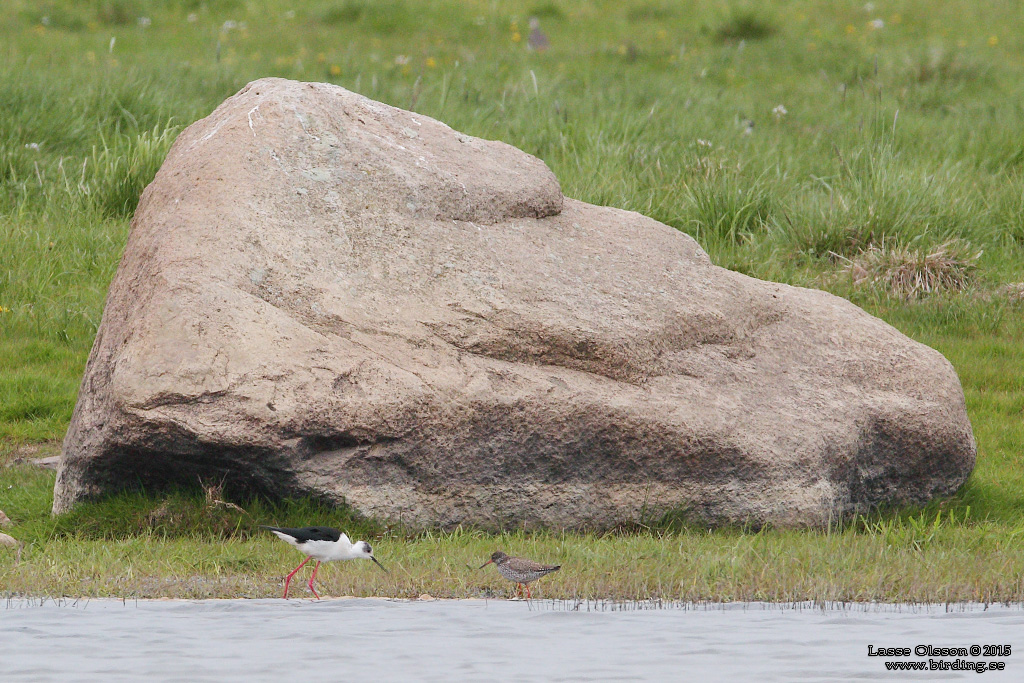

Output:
xmin=779 ymin=146 xmax=982 ymax=257
xmin=319 ymin=0 xmax=410 ymax=34
xmin=684 ymin=174 xmax=775 ymax=249
xmin=714 ymin=10 xmax=775 ymax=43
xmin=81 ymin=123 xmax=179 ymax=218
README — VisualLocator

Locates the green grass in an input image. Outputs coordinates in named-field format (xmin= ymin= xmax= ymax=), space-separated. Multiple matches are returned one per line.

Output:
xmin=1 ymin=0 xmax=1023 ymax=600
xmin=3 ymin=464 xmax=1023 ymax=601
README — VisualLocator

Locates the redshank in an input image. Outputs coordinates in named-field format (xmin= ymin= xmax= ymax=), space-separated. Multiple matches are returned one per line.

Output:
xmin=262 ymin=526 xmax=387 ymax=599
xmin=480 ymin=550 xmax=560 ymax=599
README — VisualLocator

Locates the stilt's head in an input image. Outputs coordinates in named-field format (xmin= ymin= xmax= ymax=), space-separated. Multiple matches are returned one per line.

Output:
xmin=479 ymin=551 xmax=509 ymax=569
xmin=355 ymin=541 xmax=388 ymax=573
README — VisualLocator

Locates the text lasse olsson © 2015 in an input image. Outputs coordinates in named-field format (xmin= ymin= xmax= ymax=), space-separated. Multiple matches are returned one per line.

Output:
xmin=868 ymin=645 xmax=1011 ymax=657
xmin=867 ymin=644 xmax=1010 ymax=673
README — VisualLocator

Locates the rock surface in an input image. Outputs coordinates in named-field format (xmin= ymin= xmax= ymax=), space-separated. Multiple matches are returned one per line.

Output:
xmin=54 ymin=78 xmax=976 ymax=528
xmin=0 ymin=532 xmax=23 ymax=564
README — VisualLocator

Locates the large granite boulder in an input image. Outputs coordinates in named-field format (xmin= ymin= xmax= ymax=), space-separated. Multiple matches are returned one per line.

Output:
xmin=53 ymin=78 xmax=976 ymax=528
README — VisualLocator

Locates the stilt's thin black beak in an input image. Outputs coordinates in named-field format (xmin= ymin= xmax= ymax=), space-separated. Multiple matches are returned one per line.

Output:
xmin=370 ymin=556 xmax=388 ymax=573
xmin=479 ymin=559 xmax=493 ymax=570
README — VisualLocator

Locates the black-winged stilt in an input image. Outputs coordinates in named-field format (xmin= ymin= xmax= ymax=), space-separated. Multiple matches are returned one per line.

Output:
xmin=262 ymin=526 xmax=387 ymax=599
xmin=480 ymin=550 xmax=560 ymax=599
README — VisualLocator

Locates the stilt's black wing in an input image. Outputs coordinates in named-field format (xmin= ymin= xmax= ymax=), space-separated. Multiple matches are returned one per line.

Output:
xmin=260 ymin=526 xmax=342 ymax=544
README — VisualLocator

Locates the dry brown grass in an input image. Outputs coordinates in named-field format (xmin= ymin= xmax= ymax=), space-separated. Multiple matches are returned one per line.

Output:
xmin=997 ymin=282 xmax=1024 ymax=303
xmin=837 ymin=240 xmax=981 ymax=299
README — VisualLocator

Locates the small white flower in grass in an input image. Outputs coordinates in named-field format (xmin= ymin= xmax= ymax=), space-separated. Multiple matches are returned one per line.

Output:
xmin=222 ymin=20 xmax=238 ymax=31
xmin=696 ymin=139 xmax=713 ymax=148
xmin=395 ymin=54 xmax=410 ymax=65
xmin=863 ymin=3 xmax=875 ymax=12
xmin=41 ymin=16 xmax=50 ymax=26
xmin=25 ymin=143 xmax=40 ymax=151
xmin=138 ymin=17 xmax=151 ymax=28
xmin=284 ymin=10 xmax=295 ymax=19
xmin=772 ymin=104 xmax=788 ymax=120
xmin=869 ymin=19 xmax=884 ymax=30
xmin=187 ymin=12 xmax=198 ymax=23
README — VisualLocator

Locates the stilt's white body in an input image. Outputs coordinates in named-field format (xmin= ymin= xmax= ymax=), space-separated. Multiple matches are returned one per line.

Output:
xmin=269 ymin=531 xmax=365 ymax=562
xmin=262 ymin=526 xmax=386 ymax=599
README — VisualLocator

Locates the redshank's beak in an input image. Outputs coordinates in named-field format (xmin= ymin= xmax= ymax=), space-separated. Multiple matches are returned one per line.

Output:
xmin=370 ymin=556 xmax=389 ymax=573
xmin=479 ymin=559 xmax=493 ymax=569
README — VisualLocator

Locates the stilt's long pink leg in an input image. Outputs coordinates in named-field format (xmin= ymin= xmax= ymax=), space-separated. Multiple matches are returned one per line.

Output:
xmin=308 ymin=561 xmax=322 ymax=600
xmin=283 ymin=556 xmax=312 ymax=599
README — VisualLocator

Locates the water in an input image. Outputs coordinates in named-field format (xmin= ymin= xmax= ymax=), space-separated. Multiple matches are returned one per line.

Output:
xmin=3 ymin=598 xmax=1021 ymax=681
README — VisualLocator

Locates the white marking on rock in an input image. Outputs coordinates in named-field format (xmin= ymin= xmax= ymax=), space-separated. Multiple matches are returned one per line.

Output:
xmin=247 ymin=105 xmax=262 ymax=137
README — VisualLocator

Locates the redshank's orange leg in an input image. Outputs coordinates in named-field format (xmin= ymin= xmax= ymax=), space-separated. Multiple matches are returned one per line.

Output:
xmin=525 ymin=583 xmax=532 ymax=599
xmin=308 ymin=561 xmax=322 ymax=600
xmin=283 ymin=556 xmax=312 ymax=599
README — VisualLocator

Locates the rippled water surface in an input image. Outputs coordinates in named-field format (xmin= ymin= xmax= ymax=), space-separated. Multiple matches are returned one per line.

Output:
xmin=3 ymin=598 xmax=1021 ymax=681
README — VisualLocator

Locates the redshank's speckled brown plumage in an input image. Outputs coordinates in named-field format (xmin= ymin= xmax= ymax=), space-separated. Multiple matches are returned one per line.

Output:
xmin=480 ymin=551 xmax=560 ymax=598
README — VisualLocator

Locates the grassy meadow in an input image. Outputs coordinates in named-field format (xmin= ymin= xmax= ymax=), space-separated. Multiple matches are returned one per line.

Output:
xmin=1 ymin=0 xmax=1023 ymax=600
